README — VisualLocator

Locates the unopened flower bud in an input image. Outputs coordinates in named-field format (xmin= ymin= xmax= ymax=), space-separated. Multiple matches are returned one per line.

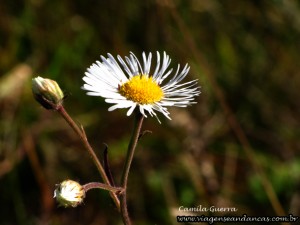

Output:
xmin=54 ymin=180 xmax=85 ymax=208
xmin=32 ymin=76 xmax=64 ymax=109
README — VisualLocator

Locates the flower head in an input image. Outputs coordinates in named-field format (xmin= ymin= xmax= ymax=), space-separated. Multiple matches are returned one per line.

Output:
xmin=32 ymin=76 xmax=64 ymax=110
xmin=82 ymin=52 xmax=200 ymax=122
xmin=54 ymin=180 xmax=85 ymax=208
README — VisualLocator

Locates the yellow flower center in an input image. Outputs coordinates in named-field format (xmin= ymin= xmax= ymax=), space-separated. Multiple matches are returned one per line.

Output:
xmin=119 ymin=75 xmax=164 ymax=104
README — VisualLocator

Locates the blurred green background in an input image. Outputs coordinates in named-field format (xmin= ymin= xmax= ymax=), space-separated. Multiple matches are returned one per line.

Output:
xmin=1 ymin=0 xmax=300 ymax=224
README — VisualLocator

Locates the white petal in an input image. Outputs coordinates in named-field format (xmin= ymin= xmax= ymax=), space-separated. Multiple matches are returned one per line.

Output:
xmin=127 ymin=104 xmax=137 ymax=116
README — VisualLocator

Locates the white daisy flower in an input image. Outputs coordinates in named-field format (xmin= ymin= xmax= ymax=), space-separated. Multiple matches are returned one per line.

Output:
xmin=82 ymin=51 xmax=200 ymax=122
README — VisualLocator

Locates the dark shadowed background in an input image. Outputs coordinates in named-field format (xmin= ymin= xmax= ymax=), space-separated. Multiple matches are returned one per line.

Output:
xmin=1 ymin=0 xmax=300 ymax=224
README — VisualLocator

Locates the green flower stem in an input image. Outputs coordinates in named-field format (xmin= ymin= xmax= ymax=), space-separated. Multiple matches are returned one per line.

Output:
xmin=120 ymin=111 xmax=144 ymax=225
xmin=56 ymin=105 xmax=120 ymax=211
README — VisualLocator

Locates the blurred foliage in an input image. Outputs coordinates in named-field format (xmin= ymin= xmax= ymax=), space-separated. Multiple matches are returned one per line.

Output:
xmin=1 ymin=0 xmax=300 ymax=224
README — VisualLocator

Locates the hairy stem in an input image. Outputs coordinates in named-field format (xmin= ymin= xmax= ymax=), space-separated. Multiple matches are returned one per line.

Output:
xmin=120 ymin=111 xmax=144 ymax=225
xmin=83 ymin=182 xmax=123 ymax=193
xmin=56 ymin=105 xmax=120 ymax=210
